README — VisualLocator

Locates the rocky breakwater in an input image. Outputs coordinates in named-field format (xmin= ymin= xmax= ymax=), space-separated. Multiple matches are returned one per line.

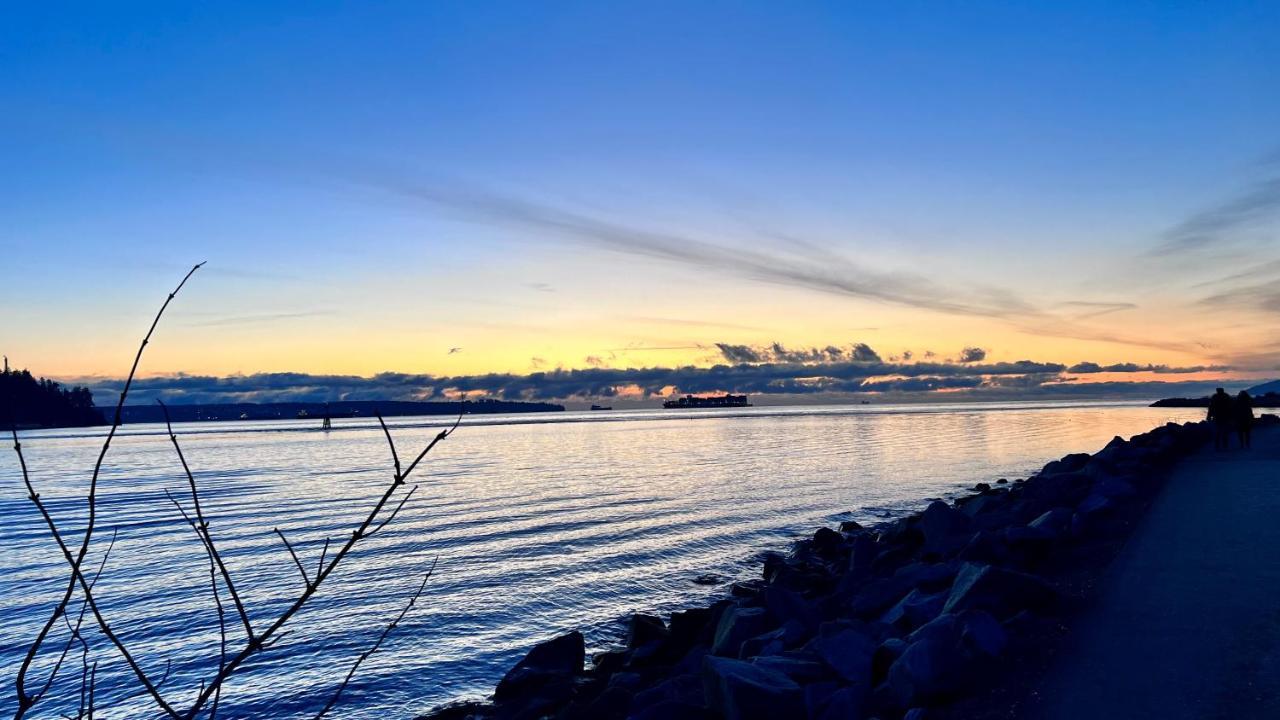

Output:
xmin=420 ymin=418 xmax=1274 ymax=720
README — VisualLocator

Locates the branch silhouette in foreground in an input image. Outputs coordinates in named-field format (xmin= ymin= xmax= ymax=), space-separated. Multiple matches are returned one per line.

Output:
xmin=12 ymin=263 xmax=456 ymax=719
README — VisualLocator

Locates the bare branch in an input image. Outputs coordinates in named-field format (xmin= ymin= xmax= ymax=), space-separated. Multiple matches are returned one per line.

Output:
xmin=158 ymin=400 xmax=255 ymax=640
xmin=367 ymin=485 xmax=418 ymax=538
xmin=182 ymin=414 xmax=460 ymax=718
xmin=274 ymin=528 xmax=311 ymax=587
xmin=316 ymin=538 xmax=330 ymax=581
xmin=13 ymin=262 xmax=202 ymax=720
xmin=400 ymin=404 xmax=465 ymax=482
xmin=313 ymin=560 xmax=436 ymax=720
xmin=376 ymin=413 xmax=401 ymax=481
xmin=20 ymin=451 xmax=182 ymax=717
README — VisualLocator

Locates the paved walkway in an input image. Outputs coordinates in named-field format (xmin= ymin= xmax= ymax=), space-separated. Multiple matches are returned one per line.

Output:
xmin=1035 ymin=425 xmax=1280 ymax=719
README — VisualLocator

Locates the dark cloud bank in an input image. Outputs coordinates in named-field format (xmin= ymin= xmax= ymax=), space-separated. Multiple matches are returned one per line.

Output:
xmin=75 ymin=342 xmax=1243 ymax=406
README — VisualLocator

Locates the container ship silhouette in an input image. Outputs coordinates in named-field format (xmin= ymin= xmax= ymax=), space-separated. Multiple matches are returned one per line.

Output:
xmin=662 ymin=394 xmax=752 ymax=409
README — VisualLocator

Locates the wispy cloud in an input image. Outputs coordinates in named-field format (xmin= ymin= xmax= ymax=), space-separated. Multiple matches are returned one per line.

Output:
xmin=1151 ymin=175 xmax=1280 ymax=256
xmin=347 ymin=173 xmax=1038 ymax=319
xmin=71 ymin=353 xmax=1247 ymax=405
xmin=336 ymin=171 xmax=1205 ymax=355
xmin=1055 ymin=301 xmax=1139 ymax=319
xmin=186 ymin=310 xmax=335 ymax=327
xmin=620 ymin=315 xmax=770 ymax=332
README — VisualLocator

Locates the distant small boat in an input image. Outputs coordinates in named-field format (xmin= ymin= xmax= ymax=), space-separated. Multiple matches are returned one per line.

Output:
xmin=590 ymin=404 xmax=612 ymax=411
xmin=296 ymin=409 xmax=309 ymax=419
xmin=662 ymin=394 xmax=751 ymax=409
xmin=239 ymin=412 xmax=249 ymax=419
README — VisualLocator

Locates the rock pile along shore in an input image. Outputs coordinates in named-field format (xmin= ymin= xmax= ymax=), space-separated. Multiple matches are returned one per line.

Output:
xmin=420 ymin=417 xmax=1276 ymax=720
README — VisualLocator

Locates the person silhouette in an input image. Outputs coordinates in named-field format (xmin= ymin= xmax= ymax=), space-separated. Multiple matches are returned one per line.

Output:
xmin=1235 ymin=390 xmax=1254 ymax=449
xmin=1207 ymin=387 xmax=1234 ymax=451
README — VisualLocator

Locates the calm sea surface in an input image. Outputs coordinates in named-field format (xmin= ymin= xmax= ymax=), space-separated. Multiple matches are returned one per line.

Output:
xmin=0 ymin=401 xmax=1204 ymax=718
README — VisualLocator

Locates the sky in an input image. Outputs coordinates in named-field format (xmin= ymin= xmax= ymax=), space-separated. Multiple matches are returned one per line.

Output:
xmin=2 ymin=1 xmax=1279 ymax=404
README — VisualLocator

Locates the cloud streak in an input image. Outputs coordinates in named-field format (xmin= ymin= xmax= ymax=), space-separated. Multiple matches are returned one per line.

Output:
xmin=68 ymin=354 xmax=1237 ymax=406
xmin=1152 ymin=175 xmax=1280 ymax=256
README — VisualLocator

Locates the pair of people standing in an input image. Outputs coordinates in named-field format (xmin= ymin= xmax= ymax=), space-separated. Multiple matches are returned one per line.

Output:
xmin=1207 ymin=388 xmax=1254 ymax=450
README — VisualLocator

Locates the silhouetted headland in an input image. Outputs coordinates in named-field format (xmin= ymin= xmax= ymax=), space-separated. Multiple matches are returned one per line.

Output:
xmin=116 ymin=398 xmax=564 ymax=424
xmin=1 ymin=363 xmax=105 ymax=428
xmin=419 ymin=414 xmax=1280 ymax=720
xmin=1152 ymin=379 xmax=1280 ymax=407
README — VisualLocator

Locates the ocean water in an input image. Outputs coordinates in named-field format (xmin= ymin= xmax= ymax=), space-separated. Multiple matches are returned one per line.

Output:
xmin=0 ymin=401 xmax=1204 ymax=718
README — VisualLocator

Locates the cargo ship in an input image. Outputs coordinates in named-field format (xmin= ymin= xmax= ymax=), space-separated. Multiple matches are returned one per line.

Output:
xmin=662 ymin=394 xmax=752 ymax=409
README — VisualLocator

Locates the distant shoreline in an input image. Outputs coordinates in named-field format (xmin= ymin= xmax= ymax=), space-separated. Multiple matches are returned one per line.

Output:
xmin=115 ymin=398 xmax=564 ymax=424
xmin=1151 ymin=391 xmax=1280 ymax=408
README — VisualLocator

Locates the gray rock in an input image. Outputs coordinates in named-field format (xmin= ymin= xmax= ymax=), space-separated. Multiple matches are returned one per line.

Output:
xmin=1028 ymin=507 xmax=1073 ymax=537
xmin=818 ymin=685 xmax=869 ymax=720
xmin=764 ymin=585 xmax=819 ymax=634
xmin=631 ymin=673 xmax=704 ymax=714
xmin=958 ymin=610 xmax=1007 ymax=659
xmin=872 ymin=637 xmax=909 ymax=684
xmin=750 ymin=655 xmax=831 ymax=684
xmin=713 ymin=606 xmax=773 ymax=657
xmin=739 ymin=627 xmax=787 ymax=658
xmin=920 ymin=501 xmax=972 ymax=556
xmin=887 ymin=631 xmax=969 ymax=706
xmin=809 ymin=627 xmax=877 ymax=683
xmin=942 ymin=562 xmax=1056 ymax=619
xmin=494 ymin=630 xmax=585 ymax=700
xmin=894 ymin=561 xmax=959 ymax=593
xmin=849 ymin=575 xmax=914 ymax=617
xmin=814 ymin=526 xmax=845 ymax=555
xmin=1092 ymin=476 xmax=1137 ymax=500
xmin=630 ymin=700 xmax=718 ymax=720
xmin=1039 ymin=452 xmax=1090 ymax=476
xmin=628 ymin=613 xmax=669 ymax=649
xmin=702 ymin=655 xmax=805 ymax=720
xmin=881 ymin=588 xmax=948 ymax=630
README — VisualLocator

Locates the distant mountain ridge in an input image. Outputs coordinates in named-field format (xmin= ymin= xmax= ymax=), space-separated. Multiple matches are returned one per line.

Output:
xmin=1248 ymin=379 xmax=1280 ymax=395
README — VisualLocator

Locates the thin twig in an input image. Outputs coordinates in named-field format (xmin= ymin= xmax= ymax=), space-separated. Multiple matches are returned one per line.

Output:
xmin=13 ymin=262 xmax=202 ymax=719
xmin=17 ymin=433 xmax=182 ymax=717
xmin=316 ymin=538 xmax=330 ymax=581
xmin=181 ymin=413 xmax=458 ymax=718
xmin=165 ymin=487 xmax=228 ymax=720
xmin=274 ymin=528 xmax=311 ymax=587
xmin=158 ymin=399 xmax=255 ymax=640
xmin=60 ymin=530 xmax=118 ymax=720
xmin=400 ymin=405 xmax=465 ymax=481
xmin=313 ymin=560 xmax=436 ymax=720
xmin=367 ymin=485 xmax=418 ymax=538
xmin=376 ymin=414 xmax=401 ymax=481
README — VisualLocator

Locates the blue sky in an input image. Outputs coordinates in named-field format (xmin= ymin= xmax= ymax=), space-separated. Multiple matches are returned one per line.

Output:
xmin=2 ymin=2 xmax=1278 ymax=400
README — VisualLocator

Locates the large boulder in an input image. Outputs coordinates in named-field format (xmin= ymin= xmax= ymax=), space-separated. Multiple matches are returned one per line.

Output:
xmin=750 ymin=654 xmax=832 ymax=684
xmin=764 ymin=585 xmax=820 ymax=635
xmin=702 ymin=655 xmax=805 ymax=720
xmin=942 ymin=563 xmax=1056 ymax=619
xmin=494 ymin=630 xmax=585 ymax=701
xmin=817 ymin=685 xmax=869 ymax=720
xmin=1028 ymin=507 xmax=1073 ymax=538
xmin=631 ymin=673 xmax=705 ymax=715
xmin=881 ymin=588 xmax=948 ymax=630
xmin=848 ymin=575 xmax=914 ymax=617
xmin=713 ymin=606 xmax=773 ymax=657
xmin=887 ymin=610 xmax=1006 ymax=708
xmin=630 ymin=700 xmax=718 ymax=720
xmin=887 ymin=627 xmax=970 ymax=706
xmin=809 ymin=626 xmax=877 ymax=683
xmin=1039 ymin=452 xmax=1090 ymax=476
xmin=628 ymin=613 xmax=669 ymax=649
xmin=920 ymin=501 xmax=972 ymax=557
